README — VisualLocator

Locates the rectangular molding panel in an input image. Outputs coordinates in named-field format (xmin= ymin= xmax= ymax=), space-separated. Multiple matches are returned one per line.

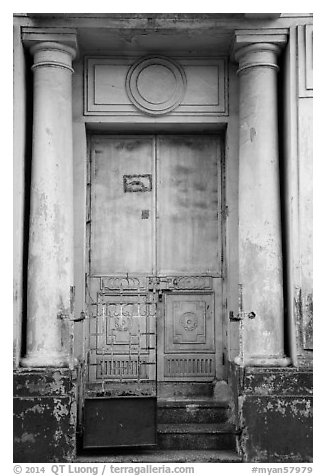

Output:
xmin=84 ymin=56 xmax=228 ymax=117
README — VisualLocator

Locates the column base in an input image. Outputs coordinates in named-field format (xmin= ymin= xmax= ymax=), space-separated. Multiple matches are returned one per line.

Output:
xmin=14 ymin=367 xmax=78 ymax=462
xmin=228 ymin=362 xmax=313 ymax=462
xmin=20 ymin=350 xmax=71 ymax=368
xmin=234 ymin=356 xmax=291 ymax=367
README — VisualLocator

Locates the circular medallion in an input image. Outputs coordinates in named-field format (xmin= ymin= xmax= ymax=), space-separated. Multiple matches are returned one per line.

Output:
xmin=180 ymin=312 xmax=198 ymax=332
xmin=126 ymin=56 xmax=186 ymax=116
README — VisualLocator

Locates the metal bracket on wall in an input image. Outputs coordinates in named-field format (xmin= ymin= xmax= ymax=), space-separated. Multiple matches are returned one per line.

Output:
xmin=57 ymin=310 xmax=87 ymax=322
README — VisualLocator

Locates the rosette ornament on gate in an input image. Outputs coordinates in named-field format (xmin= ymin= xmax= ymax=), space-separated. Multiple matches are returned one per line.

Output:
xmin=180 ymin=312 xmax=199 ymax=332
xmin=126 ymin=56 xmax=187 ymax=115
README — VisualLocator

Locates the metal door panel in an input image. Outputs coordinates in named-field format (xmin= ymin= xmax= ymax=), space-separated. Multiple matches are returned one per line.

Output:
xmin=86 ymin=136 xmax=157 ymax=403
xmin=156 ymin=135 xmax=221 ymax=276
xmin=90 ymin=136 xmax=155 ymax=275
xmin=164 ymin=293 xmax=215 ymax=352
xmin=156 ymin=135 xmax=222 ymax=381
xmin=157 ymin=276 xmax=223 ymax=382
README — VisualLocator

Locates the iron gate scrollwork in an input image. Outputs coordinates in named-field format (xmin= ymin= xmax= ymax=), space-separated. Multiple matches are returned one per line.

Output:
xmin=85 ymin=275 xmax=157 ymax=397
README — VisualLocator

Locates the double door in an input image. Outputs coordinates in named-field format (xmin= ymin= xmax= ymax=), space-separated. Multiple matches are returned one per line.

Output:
xmin=86 ymin=135 xmax=223 ymax=398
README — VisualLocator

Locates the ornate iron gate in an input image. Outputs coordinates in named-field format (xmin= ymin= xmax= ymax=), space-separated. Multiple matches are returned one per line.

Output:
xmin=85 ymin=275 xmax=157 ymax=397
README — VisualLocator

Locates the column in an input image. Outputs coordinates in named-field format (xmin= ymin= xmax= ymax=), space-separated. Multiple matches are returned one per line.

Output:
xmin=234 ymin=36 xmax=290 ymax=366
xmin=21 ymin=39 xmax=77 ymax=367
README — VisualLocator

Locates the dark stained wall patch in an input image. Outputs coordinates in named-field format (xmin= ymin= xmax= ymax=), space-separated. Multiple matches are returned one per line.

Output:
xmin=141 ymin=210 xmax=150 ymax=219
xmin=123 ymin=174 xmax=152 ymax=193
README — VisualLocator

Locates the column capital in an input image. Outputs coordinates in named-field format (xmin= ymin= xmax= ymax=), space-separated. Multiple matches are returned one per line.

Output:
xmin=232 ymin=29 xmax=288 ymax=72
xmin=29 ymin=42 xmax=76 ymax=73
xmin=235 ymin=43 xmax=282 ymax=75
xmin=22 ymin=27 xmax=78 ymax=59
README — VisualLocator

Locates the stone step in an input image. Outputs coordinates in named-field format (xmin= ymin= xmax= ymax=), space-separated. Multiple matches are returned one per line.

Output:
xmin=157 ymin=423 xmax=237 ymax=451
xmin=157 ymin=382 xmax=214 ymax=398
xmin=157 ymin=398 xmax=230 ymax=424
xmin=75 ymin=449 xmax=242 ymax=463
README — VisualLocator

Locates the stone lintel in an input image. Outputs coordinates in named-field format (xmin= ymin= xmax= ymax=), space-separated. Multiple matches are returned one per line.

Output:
xmin=21 ymin=27 xmax=78 ymax=55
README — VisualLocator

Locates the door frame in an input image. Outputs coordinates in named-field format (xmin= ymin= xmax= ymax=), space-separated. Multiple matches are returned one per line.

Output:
xmin=84 ymin=132 xmax=227 ymax=385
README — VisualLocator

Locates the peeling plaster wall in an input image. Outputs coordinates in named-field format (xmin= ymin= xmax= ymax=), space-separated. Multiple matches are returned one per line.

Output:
xmin=229 ymin=363 xmax=313 ymax=463
xmin=13 ymin=369 xmax=77 ymax=463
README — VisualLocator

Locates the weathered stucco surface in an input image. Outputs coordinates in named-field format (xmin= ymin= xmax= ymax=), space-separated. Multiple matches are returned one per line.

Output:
xmin=229 ymin=363 xmax=312 ymax=462
xmin=13 ymin=368 xmax=77 ymax=462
